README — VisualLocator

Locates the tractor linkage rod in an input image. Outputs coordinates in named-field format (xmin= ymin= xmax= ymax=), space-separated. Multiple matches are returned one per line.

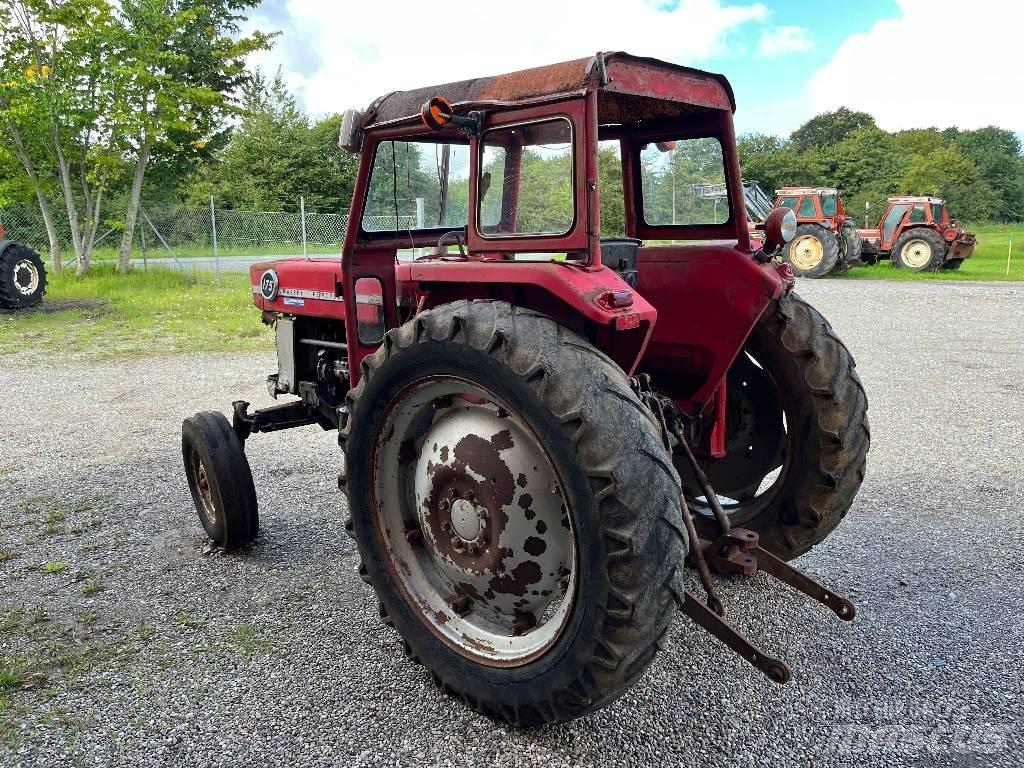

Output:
xmin=632 ymin=376 xmax=855 ymax=685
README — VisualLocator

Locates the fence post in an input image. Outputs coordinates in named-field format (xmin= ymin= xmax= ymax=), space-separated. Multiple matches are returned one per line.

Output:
xmin=138 ymin=216 xmax=148 ymax=271
xmin=210 ymin=196 xmax=221 ymax=286
xmin=300 ymin=196 xmax=308 ymax=258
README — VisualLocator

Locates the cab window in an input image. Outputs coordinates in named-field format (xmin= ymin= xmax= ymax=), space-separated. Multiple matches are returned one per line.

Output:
xmin=362 ymin=140 xmax=470 ymax=233
xmin=478 ymin=118 xmax=574 ymax=237
xmin=778 ymin=197 xmax=799 ymax=210
xmin=883 ymin=204 xmax=911 ymax=242
xmin=797 ymin=196 xmax=817 ymax=218
xmin=908 ymin=204 xmax=927 ymax=223
xmin=821 ymin=195 xmax=837 ymax=217
xmin=639 ymin=137 xmax=728 ymax=226
xmin=931 ymin=203 xmax=946 ymax=222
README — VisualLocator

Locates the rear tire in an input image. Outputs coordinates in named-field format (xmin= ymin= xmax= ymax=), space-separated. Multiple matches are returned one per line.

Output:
xmin=892 ymin=227 xmax=945 ymax=271
xmin=340 ymin=300 xmax=687 ymax=726
xmin=679 ymin=293 xmax=869 ymax=560
xmin=839 ymin=226 xmax=864 ymax=266
xmin=0 ymin=244 xmax=47 ymax=309
xmin=182 ymin=411 xmax=259 ymax=549
xmin=781 ymin=224 xmax=840 ymax=278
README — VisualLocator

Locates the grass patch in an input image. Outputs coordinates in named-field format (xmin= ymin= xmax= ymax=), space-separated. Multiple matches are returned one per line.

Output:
xmin=836 ymin=224 xmax=1024 ymax=282
xmin=41 ymin=562 xmax=70 ymax=574
xmin=0 ymin=264 xmax=271 ymax=359
xmin=231 ymin=623 xmax=278 ymax=656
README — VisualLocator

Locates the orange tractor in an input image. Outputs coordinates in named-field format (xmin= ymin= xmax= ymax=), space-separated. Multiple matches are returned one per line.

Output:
xmin=772 ymin=187 xmax=864 ymax=278
xmin=857 ymin=196 xmax=975 ymax=271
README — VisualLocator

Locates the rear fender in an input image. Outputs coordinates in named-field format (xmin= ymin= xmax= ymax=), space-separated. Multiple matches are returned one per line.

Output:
xmin=398 ymin=260 xmax=655 ymax=378
xmin=634 ymin=243 xmax=791 ymax=416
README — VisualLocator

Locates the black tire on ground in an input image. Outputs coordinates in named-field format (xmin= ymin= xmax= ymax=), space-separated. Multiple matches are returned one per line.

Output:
xmin=942 ymin=258 xmax=964 ymax=271
xmin=340 ymin=300 xmax=687 ymax=727
xmin=678 ymin=293 xmax=869 ymax=561
xmin=0 ymin=243 xmax=47 ymax=309
xmin=839 ymin=225 xmax=864 ymax=266
xmin=891 ymin=227 xmax=946 ymax=271
xmin=781 ymin=224 xmax=840 ymax=278
xmin=182 ymin=411 xmax=259 ymax=549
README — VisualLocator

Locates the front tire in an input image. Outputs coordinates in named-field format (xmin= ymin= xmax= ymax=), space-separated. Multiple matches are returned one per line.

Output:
xmin=678 ymin=293 xmax=869 ymax=560
xmin=892 ymin=227 xmax=945 ymax=271
xmin=782 ymin=224 xmax=840 ymax=278
xmin=340 ymin=301 xmax=687 ymax=726
xmin=0 ymin=244 xmax=47 ymax=309
xmin=182 ymin=411 xmax=259 ymax=549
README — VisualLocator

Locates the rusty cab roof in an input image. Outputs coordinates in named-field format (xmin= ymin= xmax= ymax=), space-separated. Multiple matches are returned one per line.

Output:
xmin=776 ymin=187 xmax=840 ymax=197
xmin=359 ymin=52 xmax=736 ymax=130
xmin=888 ymin=196 xmax=945 ymax=204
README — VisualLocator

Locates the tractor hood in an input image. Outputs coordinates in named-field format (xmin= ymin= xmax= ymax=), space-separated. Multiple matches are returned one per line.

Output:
xmin=250 ymin=258 xmax=346 ymax=319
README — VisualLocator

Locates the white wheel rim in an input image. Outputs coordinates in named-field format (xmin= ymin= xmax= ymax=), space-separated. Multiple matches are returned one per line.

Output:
xmin=372 ymin=376 xmax=577 ymax=666
xmin=13 ymin=259 xmax=39 ymax=296
xmin=789 ymin=235 xmax=824 ymax=271
xmin=901 ymin=239 xmax=933 ymax=269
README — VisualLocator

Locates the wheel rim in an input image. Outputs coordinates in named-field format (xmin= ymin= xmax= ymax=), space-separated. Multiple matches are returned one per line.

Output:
xmin=687 ymin=351 xmax=790 ymax=523
xmin=789 ymin=235 xmax=824 ymax=271
xmin=900 ymin=238 xmax=932 ymax=269
xmin=371 ymin=375 xmax=577 ymax=666
xmin=13 ymin=259 xmax=39 ymax=296
xmin=191 ymin=453 xmax=218 ymax=527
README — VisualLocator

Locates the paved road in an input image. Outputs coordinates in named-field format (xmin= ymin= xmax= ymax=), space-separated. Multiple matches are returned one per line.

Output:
xmin=0 ymin=279 xmax=1021 ymax=767
xmin=128 ymin=255 xmax=293 ymax=273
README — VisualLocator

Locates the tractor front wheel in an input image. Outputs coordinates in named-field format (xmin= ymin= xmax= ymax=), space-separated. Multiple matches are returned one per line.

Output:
xmin=892 ymin=227 xmax=945 ymax=271
xmin=340 ymin=301 xmax=687 ymax=726
xmin=782 ymin=224 xmax=840 ymax=278
xmin=182 ymin=411 xmax=259 ymax=549
xmin=0 ymin=244 xmax=47 ymax=309
xmin=678 ymin=293 xmax=869 ymax=560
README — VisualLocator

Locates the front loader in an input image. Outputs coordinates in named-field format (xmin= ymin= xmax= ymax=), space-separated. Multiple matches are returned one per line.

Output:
xmin=182 ymin=53 xmax=869 ymax=726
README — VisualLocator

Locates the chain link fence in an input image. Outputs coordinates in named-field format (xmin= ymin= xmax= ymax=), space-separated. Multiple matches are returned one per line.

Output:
xmin=0 ymin=200 xmax=414 ymax=271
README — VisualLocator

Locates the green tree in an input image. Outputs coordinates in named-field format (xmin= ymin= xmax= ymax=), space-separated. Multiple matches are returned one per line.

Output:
xmin=186 ymin=71 xmax=359 ymax=214
xmin=112 ymin=0 xmax=272 ymax=271
xmin=790 ymin=107 xmax=877 ymax=153
xmin=952 ymin=127 xmax=1024 ymax=222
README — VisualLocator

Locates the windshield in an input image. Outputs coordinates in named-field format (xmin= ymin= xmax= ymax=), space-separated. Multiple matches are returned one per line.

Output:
xmin=821 ymin=194 xmax=837 ymax=217
xmin=931 ymin=202 xmax=946 ymax=222
xmin=362 ymin=140 xmax=470 ymax=233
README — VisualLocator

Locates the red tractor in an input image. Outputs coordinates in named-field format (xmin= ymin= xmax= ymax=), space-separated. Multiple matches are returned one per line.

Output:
xmin=772 ymin=187 xmax=863 ymax=278
xmin=857 ymin=196 xmax=975 ymax=271
xmin=0 ymin=222 xmax=47 ymax=309
xmin=183 ymin=53 xmax=869 ymax=726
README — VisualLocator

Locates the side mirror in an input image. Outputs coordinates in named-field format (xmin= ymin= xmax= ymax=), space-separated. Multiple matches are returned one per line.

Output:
xmin=762 ymin=207 xmax=797 ymax=254
xmin=338 ymin=108 xmax=364 ymax=154
xmin=420 ymin=96 xmax=482 ymax=137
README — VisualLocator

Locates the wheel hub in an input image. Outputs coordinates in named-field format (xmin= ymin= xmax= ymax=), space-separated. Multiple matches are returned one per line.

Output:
xmin=449 ymin=497 xmax=485 ymax=542
xmin=13 ymin=260 xmax=39 ymax=296
xmin=901 ymin=238 xmax=931 ymax=268
xmin=374 ymin=377 xmax=577 ymax=665
xmin=790 ymin=235 xmax=823 ymax=271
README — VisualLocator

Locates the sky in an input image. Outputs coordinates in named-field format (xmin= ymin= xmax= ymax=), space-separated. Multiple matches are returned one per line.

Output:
xmin=244 ymin=0 xmax=1023 ymax=138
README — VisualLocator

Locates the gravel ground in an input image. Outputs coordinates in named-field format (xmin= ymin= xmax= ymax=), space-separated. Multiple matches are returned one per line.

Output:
xmin=1 ymin=279 xmax=1021 ymax=767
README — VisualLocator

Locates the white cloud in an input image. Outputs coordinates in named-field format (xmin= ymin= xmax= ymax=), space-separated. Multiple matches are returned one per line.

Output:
xmin=248 ymin=0 xmax=769 ymax=116
xmin=808 ymin=0 xmax=1024 ymax=131
xmin=757 ymin=26 xmax=812 ymax=57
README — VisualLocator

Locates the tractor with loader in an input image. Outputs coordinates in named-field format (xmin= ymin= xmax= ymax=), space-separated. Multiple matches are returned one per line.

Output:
xmin=0 ymin=223 xmax=47 ymax=309
xmin=182 ymin=53 xmax=869 ymax=726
